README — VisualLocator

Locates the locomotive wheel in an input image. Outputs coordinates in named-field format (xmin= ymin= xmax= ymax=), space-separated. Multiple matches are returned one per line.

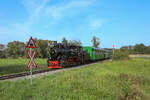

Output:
xmin=60 ymin=59 xmax=65 ymax=68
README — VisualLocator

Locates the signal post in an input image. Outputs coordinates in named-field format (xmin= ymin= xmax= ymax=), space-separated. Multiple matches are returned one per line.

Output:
xmin=112 ymin=44 xmax=115 ymax=55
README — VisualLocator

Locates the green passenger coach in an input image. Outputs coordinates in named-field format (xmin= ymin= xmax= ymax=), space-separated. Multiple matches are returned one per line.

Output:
xmin=83 ymin=46 xmax=106 ymax=61
xmin=104 ymin=50 xmax=112 ymax=59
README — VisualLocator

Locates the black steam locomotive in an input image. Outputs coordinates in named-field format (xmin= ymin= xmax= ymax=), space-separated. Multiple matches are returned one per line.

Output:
xmin=47 ymin=42 xmax=111 ymax=68
xmin=47 ymin=43 xmax=89 ymax=68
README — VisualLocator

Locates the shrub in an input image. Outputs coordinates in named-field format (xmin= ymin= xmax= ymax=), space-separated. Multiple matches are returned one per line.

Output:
xmin=112 ymin=50 xmax=129 ymax=60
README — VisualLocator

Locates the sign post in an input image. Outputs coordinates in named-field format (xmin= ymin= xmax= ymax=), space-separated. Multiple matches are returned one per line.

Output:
xmin=30 ymin=48 xmax=32 ymax=85
xmin=26 ymin=37 xmax=37 ymax=85
xmin=112 ymin=44 xmax=115 ymax=55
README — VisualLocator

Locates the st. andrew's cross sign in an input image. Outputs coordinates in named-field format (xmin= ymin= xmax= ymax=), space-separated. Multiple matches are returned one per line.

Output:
xmin=26 ymin=50 xmax=37 ymax=69
xmin=26 ymin=37 xmax=37 ymax=70
xmin=26 ymin=37 xmax=37 ymax=85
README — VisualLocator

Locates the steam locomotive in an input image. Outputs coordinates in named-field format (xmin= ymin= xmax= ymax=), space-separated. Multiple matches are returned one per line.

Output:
xmin=47 ymin=43 xmax=111 ymax=68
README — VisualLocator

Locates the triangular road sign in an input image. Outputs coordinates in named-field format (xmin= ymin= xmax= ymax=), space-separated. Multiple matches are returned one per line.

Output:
xmin=27 ymin=37 xmax=36 ymax=48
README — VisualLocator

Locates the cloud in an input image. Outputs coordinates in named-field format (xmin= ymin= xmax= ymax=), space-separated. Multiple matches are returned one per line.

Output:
xmin=88 ymin=19 xmax=103 ymax=30
xmin=0 ymin=0 xmax=48 ymax=44
xmin=22 ymin=0 xmax=48 ymax=26
xmin=45 ymin=0 xmax=93 ymax=20
xmin=0 ymin=0 xmax=102 ymax=44
xmin=0 ymin=24 xmax=29 ymax=44
xmin=77 ymin=17 xmax=104 ymax=32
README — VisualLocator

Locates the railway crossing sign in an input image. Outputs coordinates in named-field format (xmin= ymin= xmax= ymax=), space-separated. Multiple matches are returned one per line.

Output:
xmin=26 ymin=36 xmax=37 ymax=85
xmin=27 ymin=37 xmax=36 ymax=48
xmin=26 ymin=50 xmax=37 ymax=70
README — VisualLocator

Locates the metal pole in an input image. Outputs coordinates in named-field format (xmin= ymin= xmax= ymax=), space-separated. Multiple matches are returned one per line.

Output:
xmin=30 ymin=48 xmax=32 ymax=85
xmin=113 ymin=47 xmax=115 ymax=55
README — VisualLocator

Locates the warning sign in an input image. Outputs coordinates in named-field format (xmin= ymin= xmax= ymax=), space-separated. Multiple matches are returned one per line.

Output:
xmin=26 ymin=37 xmax=36 ymax=48
xmin=27 ymin=50 xmax=37 ymax=69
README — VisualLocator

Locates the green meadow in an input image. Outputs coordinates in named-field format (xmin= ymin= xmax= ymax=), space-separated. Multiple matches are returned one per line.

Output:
xmin=0 ymin=58 xmax=48 ymax=76
xmin=0 ymin=58 xmax=150 ymax=100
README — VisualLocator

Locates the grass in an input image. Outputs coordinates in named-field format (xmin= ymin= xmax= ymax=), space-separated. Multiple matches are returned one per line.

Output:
xmin=0 ymin=58 xmax=48 ymax=76
xmin=0 ymin=58 xmax=150 ymax=100
xmin=130 ymin=54 xmax=150 ymax=59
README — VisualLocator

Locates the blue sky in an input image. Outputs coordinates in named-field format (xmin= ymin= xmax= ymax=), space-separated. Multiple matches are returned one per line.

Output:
xmin=0 ymin=0 xmax=150 ymax=48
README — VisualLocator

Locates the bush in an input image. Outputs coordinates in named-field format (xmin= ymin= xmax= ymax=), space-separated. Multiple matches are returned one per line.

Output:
xmin=112 ymin=50 xmax=129 ymax=60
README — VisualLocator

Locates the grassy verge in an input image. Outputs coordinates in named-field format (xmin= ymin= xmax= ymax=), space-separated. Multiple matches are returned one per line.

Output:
xmin=0 ymin=58 xmax=150 ymax=100
xmin=0 ymin=58 xmax=48 ymax=76
xmin=130 ymin=54 xmax=150 ymax=59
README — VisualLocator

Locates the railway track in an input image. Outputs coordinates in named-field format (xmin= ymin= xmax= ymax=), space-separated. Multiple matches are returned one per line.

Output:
xmin=0 ymin=59 xmax=110 ymax=81
xmin=0 ymin=69 xmax=52 ymax=80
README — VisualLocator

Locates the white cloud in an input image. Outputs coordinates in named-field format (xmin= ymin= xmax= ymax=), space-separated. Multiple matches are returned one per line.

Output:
xmin=0 ymin=24 xmax=29 ymax=44
xmin=0 ymin=0 xmax=48 ymax=43
xmin=89 ymin=19 xmax=103 ymax=30
xmin=22 ymin=0 xmax=48 ymax=26
xmin=0 ymin=0 xmax=102 ymax=44
xmin=45 ymin=0 xmax=93 ymax=20
xmin=77 ymin=17 xmax=104 ymax=32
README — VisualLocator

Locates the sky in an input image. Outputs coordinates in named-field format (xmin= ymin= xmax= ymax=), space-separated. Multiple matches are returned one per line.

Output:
xmin=0 ymin=0 xmax=150 ymax=48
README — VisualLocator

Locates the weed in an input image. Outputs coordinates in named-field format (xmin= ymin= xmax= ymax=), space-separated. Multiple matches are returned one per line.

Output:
xmin=118 ymin=73 xmax=148 ymax=100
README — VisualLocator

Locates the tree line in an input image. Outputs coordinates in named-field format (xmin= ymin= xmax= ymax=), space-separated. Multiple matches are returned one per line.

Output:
xmin=0 ymin=39 xmax=50 ymax=58
xmin=0 ymin=36 xmax=100 ymax=58
xmin=112 ymin=43 xmax=150 ymax=60
xmin=120 ymin=43 xmax=150 ymax=54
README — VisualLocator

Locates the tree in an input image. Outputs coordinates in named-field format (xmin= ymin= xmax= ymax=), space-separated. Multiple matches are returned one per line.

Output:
xmin=62 ymin=37 xmax=68 ymax=45
xmin=0 ymin=44 xmax=6 ymax=58
xmin=7 ymin=41 xmax=25 ymax=58
xmin=145 ymin=46 xmax=150 ymax=54
xmin=120 ymin=45 xmax=134 ymax=54
xmin=0 ymin=44 xmax=5 ymax=50
xmin=134 ymin=43 xmax=147 ymax=54
xmin=91 ymin=36 xmax=100 ymax=48
xmin=36 ymin=40 xmax=50 ymax=58
xmin=120 ymin=46 xmax=128 ymax=51
xmin=120 ymin=44 xmax=150 ymax=54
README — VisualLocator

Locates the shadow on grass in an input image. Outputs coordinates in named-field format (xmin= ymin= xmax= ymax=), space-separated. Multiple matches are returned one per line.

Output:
xmin=0 ymin=64 xmax=48 ymax=76
xmin=0 ymin=65 xmax=27 ymax=76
